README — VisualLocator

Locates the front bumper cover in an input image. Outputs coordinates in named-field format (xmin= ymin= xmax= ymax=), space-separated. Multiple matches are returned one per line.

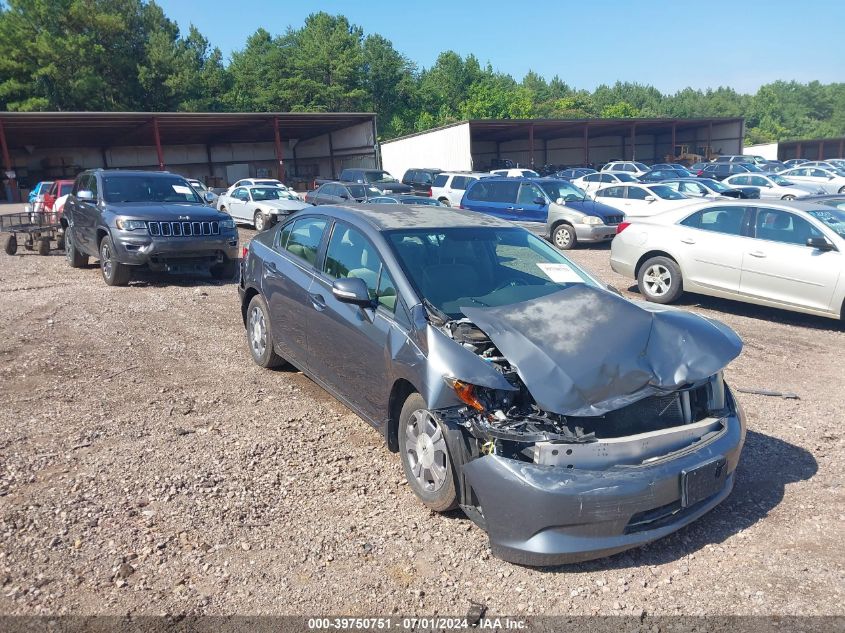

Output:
xmin=462 ymin=395 xmax=746 ymax=566
xmin=111 ymin=230 xmax=239 ymax=268
xmin=574 ymin=223 xmax=618 ymax=242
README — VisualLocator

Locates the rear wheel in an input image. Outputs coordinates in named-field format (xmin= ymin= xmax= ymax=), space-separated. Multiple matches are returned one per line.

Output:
xmin=64 ymin=227 xmax=88 ymax=268
xmin=552 ymin=223 xmax=577 ymax=250
xmin=839 ymin=186 xmax=845 ymax=194
xmin=37 ymin=237 xmax=50 ymax=256
xmin=438 ymin=197 xmax=451 ymax=207
xmin=781 ymin=194 xmax=796 ymax=200
xmin=2 ymin=234 xmax=17 ymax=255
xmin=246 ymin=294 xmax=285 ymax=369
xmin=398 ymin=393 xmax=458 ymax=512
xmin=99 ymin=235 xmax=131 ymax=286
xmin=637 ymin=256 xmax=683 ymax=304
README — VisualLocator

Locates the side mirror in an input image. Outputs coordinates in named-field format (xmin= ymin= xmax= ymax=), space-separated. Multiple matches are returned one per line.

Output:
xmin=204 ymin=191 xmax=215 ymax=203
xmin=332 ymin=277 xmax=374 ymax=307
xmin=644 ymin=195 xmax=656 ymax=202
xmin=532 ymin=196 xmax=547 ymax=206
xmin=807 ymin=237 xmax=834 ymax=251
xmin=77 ymin=190 xmax=94 ymax=201
xmin=555 ymin=197 xmax=565 ymax=205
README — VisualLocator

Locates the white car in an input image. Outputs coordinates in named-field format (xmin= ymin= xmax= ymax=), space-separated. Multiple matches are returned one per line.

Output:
xmin=225 ymin=178 xmax=291 ymax=196
xmin=430 ymin=172 xmax=488 ymax=207
xmin=572 ymin=171 xmax=639 ymax=195
xmin=610 ymin=200 xmax=845 ymax=320
xmin=779 ymin=167 xmax=845 ymax=194
xmin=593 ymin=183 xmax=694 ymax=217
xmin=723 ymin=173 xmax=823 ymax=200
xmin=489 ymin=168 xmax=540 ymax=178
xmin=217 ymin=185 xmax=310 ymax=230
xmin=601 ymin=161 xmax=650 ymax=177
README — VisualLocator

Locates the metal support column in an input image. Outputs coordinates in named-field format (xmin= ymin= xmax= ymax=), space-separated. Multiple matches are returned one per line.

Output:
xmin=818 ymin=142 xmax=824 ymax=160
xmin=273 ymin=117 xmax=285 ymax=182
xmin=630 ymin=124 xmax=637 ymax=160
xmin=671 ymin=123 xmax=677 ymax=159
xmin=328 ymin=132 xmax=336 ymax=179
xmin=583 ymin=125 xmax=589 ymax=165
xmin=101 ymin=148 xmax=109 ymax=169
xmin=796 ymin=143 xmax=802 ymax=159
xmin=205 ymin=145 xmax=214 ymax=182
xmin=152 ymin=117 xmax=165 ymax=171
xmin=707 ymin=122 xmax=713 ymax=155
xmin=0 ymin=118 xmax=19 ymax=202
xmin=528 ymin=124 xmax=535 ymax=168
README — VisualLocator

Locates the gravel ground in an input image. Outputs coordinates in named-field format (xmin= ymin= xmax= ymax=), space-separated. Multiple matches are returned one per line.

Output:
xmin=0 ymin=221 xmax=843 ymax=618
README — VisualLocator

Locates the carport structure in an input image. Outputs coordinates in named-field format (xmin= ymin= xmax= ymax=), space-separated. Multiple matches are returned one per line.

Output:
xmin=0 ymin=111 xmax=378 ymax=201
xmin=380 ymin=117 xmax=745 ymax=179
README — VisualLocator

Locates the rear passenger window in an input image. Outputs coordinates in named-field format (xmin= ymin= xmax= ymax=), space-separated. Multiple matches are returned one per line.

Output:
xmin=284 ymin=217 xmax=327 ymax=265
xmin=452 ymin=176 xmax=470 ymax=189
xmin=627 ymin=187 xmax=648 ymax=200
xmin=433 ymin=174 xmax=448 ymax=187
xmin=681 ymin=207 xmax=746 ymax=236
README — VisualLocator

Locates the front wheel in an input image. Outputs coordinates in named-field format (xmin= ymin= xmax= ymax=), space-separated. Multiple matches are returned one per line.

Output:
xmin=552 ymin=223 xmax=577 ymax=250
xmin=246 ymin=294 xmax=286 ymax=369
xmin=2 ymin=234 xmax=17 ymax=255
xmin=781 ymin=195 xmax=795 ymax=201
xmin=254 ymin=210 xmax=268 ymax=231
xmin=438 ymin=197 xmax=451 ymax=207
xmin=99 ymin=235 xmax=131 ymax=286
xmin=637 ymin=256 xmax=683 ymax=304
xmin=839 ymin=186 xmax=845 ymax=194
xmin=398 ymin=393 xmax=458 ymax=512
xmin=37 ymin=237 xmax=50 ymax=256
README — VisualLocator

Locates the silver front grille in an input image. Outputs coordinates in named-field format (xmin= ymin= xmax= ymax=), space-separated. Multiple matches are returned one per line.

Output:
xmin=148 ymin=221 xmax=219 ymax=237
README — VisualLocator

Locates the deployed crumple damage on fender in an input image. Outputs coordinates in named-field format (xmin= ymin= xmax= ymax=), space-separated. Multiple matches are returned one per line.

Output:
xmin=460 ymin=284 xmax=742 ymax=417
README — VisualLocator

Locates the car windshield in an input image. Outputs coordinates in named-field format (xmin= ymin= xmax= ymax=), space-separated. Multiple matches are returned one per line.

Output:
xmin=250 ymin=187 xmax=283 ymax=201
xmin=617 ymin=173 xmax=638 ymax=182
xmin=520 ymin=170 xmax=540 ymax=177
xmin=386 ymin=226 xmax=598 ymax=319
xmin=401 ymin=197 xmax=443 ymax=206
xmin=650 ymin=185 xmax=686 ymax=200
xmin=744 ymin=164 xmax=763 ymax=172
xmin=633 ymin=162 xmax=648 ymax=171
xmin=539 ymin=180 xmax=587 ymax=201
xmin=769 ymin=175 xmax=793 ymax=186
xmin=701 ymin=179 xmax=729 ymax=192
xmin=188 ymin=180 xmax=207 ymax=191
xmin=102 ymin=176 xmax=202 ymax=203
xmin=364 ymin=171 xmax=397 ymax=183
xmin=255 ymin=180 xmax=284 ymax=189
xmin=59 ymin=183 xmax=73 ymax=196
xmin=808 ymin=207 xmax=845 ymax=238
xmin=348 ymin=184 xmax=382 ymax=198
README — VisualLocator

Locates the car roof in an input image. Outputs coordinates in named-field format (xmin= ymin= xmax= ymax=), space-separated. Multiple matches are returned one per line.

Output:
xmin=307 ymin=203 xmax=515 ymax=231
xmin=94 ymin=170 xmax=180 ymax=178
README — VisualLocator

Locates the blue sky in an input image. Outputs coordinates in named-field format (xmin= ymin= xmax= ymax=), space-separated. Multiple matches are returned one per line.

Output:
xmin=157 ymin=0 xmax=845 ymax=94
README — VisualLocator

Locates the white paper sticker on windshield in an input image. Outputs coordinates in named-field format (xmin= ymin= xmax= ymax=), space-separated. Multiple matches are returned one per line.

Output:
xmin=173 ymin=185 xmax=192 ymax=194
xmin=536 ymin=262 xmax=584 ymax=284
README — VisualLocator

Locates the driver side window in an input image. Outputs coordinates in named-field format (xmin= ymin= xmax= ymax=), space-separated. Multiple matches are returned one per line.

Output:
xmin=517 ymin=183 xmax=544 ymax=205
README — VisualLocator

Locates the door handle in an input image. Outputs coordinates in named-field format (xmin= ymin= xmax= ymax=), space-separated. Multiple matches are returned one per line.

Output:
xmin=680 ymin=238 xmax=695 ymax=244
xmin=748 ymin=251 xmax=766 ymax=258
xmin=264 ymin=260 xmax=278 ymax=274
xmin=515 ymin=207 xmax=524 ymax=212
xmin=309 ymin=293 xmax=326 ymax=311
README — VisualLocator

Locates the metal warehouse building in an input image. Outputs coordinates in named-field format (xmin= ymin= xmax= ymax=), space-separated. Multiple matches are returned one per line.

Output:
xmin=380 ymin=118 xmax=745 ymax=179
xmin=0 ymin=111 xmax=378 ymax=201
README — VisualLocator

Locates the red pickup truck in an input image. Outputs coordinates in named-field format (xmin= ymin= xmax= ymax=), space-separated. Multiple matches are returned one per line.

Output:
xmin=42 ymin=179 xmax=74 ymax=222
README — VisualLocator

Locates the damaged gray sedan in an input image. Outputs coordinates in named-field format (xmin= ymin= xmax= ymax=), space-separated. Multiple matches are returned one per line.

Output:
xmin=238 ymin=204 xmax=746 ymax=566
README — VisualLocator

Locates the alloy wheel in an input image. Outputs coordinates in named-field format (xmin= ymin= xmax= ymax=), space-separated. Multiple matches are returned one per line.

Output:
xmin=643 ymin=264 xmax=672 ymax=297
xmin=249 ymin=305 xmax=267 ymax=358
xmin=404 ymin=410 xmax=449 ymax=493
xmin=100 ymin=240 xmax=113 ymax=279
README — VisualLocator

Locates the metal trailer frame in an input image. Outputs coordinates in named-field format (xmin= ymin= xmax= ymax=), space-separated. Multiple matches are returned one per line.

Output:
xmin=1 ymin=210 xmax=64 ymax=256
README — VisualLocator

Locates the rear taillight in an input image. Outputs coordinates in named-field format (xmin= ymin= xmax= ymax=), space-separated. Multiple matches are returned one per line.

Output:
xmin=427 ymin=187 xmax=432 ymax=197
xmin=616 ymin=222 xmax=631 ymax=234
xmin=242 ymin=245 xmax=249 ymax=259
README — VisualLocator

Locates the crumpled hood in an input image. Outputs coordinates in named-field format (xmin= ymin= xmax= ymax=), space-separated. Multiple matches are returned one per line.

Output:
xmin=556 ymin=198 xmax=623 ymax=220
xmin=461 ymin=285 xmax=742 ymax=417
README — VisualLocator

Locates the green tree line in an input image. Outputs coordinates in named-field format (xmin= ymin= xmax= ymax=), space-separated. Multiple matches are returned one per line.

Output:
xmin=2 ymin=1 xmax=844 ymax=144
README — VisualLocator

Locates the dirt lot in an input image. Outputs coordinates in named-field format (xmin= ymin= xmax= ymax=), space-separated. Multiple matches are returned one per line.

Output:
xmin=0 ymin=218 xmax=843 ymax=618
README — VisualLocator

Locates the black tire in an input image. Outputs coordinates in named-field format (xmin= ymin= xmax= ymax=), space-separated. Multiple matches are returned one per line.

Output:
xmin=781 ymin=195 xmax=795 ymax=201
xmin=839 ymin=186 xmax=845 ymax=194
xmin=3 ymin=234 xmax=17 ymax=255
xmin=254 ymin=210 xmax=267 ymax=232
xmin=438 ymin=197 xmax=451 ymax=207
xmin=37 ymin=238 xmax=50 ymax=256
xmin=64 ymin=227 xmax=88 ymax=268
xmin=99 ymin=235 xmax=131 ymax=286
xmin=637 ymin=256 xmax=683 ymax=304
xmin=245 ymin=294 xmax=285 ymax=369
xmin=210 ymin=257 xmax=237 ymax=280
xmin=552 ymin=223 xmax=577 ymax=250
xmin=398 ymin=393 xmax=459 ymax=512
xmin=56 ymin=234 xmax=65 ymax=251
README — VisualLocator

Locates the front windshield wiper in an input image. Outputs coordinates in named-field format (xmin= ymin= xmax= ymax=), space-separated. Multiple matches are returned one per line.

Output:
xmin=464 ymin=297 xmax=490 ymax=307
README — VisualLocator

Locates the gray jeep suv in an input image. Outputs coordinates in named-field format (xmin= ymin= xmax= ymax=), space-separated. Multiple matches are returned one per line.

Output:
xmin=63 ymin=170 xmax=239 ymax=286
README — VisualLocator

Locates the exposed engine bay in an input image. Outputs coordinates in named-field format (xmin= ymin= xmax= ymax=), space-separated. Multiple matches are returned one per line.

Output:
xmin=438 ymin=317 xmax=731 ymax=469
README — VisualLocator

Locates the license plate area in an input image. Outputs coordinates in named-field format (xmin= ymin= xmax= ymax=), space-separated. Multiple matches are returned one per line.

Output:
xmin=681 ymin=457 xmax=727 ymax=508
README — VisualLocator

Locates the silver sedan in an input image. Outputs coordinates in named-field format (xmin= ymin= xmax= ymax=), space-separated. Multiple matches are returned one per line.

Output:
xmin=610 ymin=200 xmax=845 ymax=320
xmin=722 ymin=173 xmax=823 ymax=200
xmin=780 ymin=167 xmax=845 ymax=194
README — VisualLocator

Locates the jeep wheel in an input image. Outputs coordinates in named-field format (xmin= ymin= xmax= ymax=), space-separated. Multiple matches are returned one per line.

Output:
xmin=2 ymin=234 xmax=17 ymax=255
xmin=65 ymin=227 xmax=88 ymax=268
xmin=211 ymin=257 xmax=237 ymax=280
xmin=398 ymin=393 xmax=459 ymax=512
xmin=99 ymin=235 xmax=131 ymax=286
xmin=552 ymin=223 xmax=577 ymax=250
xmin=246 ymin=294 xmax=286 ymax=368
